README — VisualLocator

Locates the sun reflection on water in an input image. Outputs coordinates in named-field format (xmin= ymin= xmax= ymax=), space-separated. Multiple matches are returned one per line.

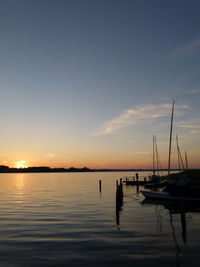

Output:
xmin=15 ymin=174 xmax=25 ymax=203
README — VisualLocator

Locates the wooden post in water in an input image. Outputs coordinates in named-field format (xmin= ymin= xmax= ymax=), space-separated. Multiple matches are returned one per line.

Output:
xmin=136 ymin=184 xmax=139 ymax=194
xmin=116 ymin=179 xmax=123 ymax=227
xmin=136 ymin=173 xmax=139 ymax=183
xmin=180 ymin=199 xmax=186 ymax=244
xmin=99 ymin=180 xmax=102 ymax=192
xmin=116 ymin=180 xmax=123 ymax=203
xmin=120 ymin=179 xmax=123 ymax=196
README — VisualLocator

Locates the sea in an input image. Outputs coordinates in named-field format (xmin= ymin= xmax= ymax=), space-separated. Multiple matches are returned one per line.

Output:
xmin=0 ymin=171 xmax=199 ymax=267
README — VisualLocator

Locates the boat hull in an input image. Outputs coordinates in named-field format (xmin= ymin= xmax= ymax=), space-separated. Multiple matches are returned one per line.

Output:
xmin=141 ymin=190 xmax=200 ymax=201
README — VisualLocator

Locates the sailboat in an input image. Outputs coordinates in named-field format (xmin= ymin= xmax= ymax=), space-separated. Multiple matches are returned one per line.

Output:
xmin=141 ymin=100 xmax=200 ymax=202
xmin=144 ymin=135 xmax=166 ymax=189
xmin=141 ymin=185 xmax=200 ymax=201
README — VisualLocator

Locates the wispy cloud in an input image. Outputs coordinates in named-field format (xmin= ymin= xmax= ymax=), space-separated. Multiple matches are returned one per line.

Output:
xmin=172 ymin=37 xmax=200 ymax=57
xmin=179 ymin=124 xmax=200 ymax=129
xmin=129 ymin=151 xmax=150 ymax=155
xmin=176 ymin=119 xmax=200 ymax=139
xmin=0 ymin=161 xmax=7 ymax=164
xmin=46 ymin=153 xmax=56 ymax=158
xmin=189 ymin=130 xmax=200 ymax=135
xmin=65 ymin=160 xmax=73 ymax=163
xmin=94 ymin=103 xmax=189 ymax=135
xmin=186 ymin=88 xmax=200 ymax=95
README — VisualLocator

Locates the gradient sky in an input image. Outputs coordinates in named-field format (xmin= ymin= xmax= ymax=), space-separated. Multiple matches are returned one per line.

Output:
xmin=1 ymin=0 xmax=200 ymax=169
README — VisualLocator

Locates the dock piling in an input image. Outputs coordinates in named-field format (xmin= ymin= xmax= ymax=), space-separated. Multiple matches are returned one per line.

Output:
xmin=136 ymin=173 xmax=139 ymax=182
xmin=116 ymin=179 xmax=123 ymax=227
xmin=99 ymin=180 xmax=102 ymax=192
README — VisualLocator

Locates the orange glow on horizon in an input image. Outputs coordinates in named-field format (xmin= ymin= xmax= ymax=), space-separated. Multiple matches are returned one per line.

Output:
xmin=14 ymin=160 xmax=28 ymax=169
xmin=5 ymin=154 xmax=199 ymax=170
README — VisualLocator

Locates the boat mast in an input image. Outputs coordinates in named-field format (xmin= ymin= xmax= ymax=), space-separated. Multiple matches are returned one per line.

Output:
xmin=185 ymin=150 xmax=188 ymax=170
xmin=155 ymin=135 xmax=161 ymax=176
xmin=168 ymin=99 xmax=176 ymax=176
xmin=176 ymin=134 xmax=185 ymax=170
xmin=176 ymin=135 xmax=181 ymax=170
xmin=153 ymin=135 xmax=155 ymax=175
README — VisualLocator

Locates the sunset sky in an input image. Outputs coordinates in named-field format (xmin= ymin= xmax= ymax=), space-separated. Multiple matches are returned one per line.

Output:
xmin=1 ymin=0 xmax=200 ymax=169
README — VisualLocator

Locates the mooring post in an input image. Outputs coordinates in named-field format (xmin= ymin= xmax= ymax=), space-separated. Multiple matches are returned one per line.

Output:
xmin=99 ymin=180 xmax=102 ymax=192
xmin=180 ymin=199 xmax=186 ymax=244
xmin=136 ymin=173 xmax=139 ymax=183
xmin=120 ymin=181 xmax=123 ymax=196
xmin=136 ymin=184 xmax=139 ymax=194
xmin=116 ymin=180 xmax=123 ymax=211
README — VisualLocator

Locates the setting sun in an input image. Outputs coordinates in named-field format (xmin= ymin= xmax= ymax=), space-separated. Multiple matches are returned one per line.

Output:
xmin=15 ymin=161 xmax=28 ymax=169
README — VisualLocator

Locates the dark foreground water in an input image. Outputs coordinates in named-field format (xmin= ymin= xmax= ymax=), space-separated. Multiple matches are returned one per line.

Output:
xmin=0 ymin=172 xmax=199 ymax=267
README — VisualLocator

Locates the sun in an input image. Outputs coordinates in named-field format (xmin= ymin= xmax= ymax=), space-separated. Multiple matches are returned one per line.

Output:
xmin=15 ymin=160 xmax=28 ymax=169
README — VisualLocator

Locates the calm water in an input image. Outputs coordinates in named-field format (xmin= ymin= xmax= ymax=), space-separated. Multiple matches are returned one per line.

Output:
xmin=0 ymin=172 xmax=199 ymax=267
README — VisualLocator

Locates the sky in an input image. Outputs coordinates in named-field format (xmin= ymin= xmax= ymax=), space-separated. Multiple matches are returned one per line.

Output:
xmin=0 ymin=0 xmax=200 ymax=169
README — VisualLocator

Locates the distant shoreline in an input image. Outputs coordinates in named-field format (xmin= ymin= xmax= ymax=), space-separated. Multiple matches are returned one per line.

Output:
xmin=0 ymin=165 xmax=185 ymax=173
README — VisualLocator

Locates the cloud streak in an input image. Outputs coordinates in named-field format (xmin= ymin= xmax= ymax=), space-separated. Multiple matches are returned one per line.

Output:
xmin=179 ymin=124 xmax=200 ymax=129
xmin=46 ymin=153 xmax=56 ymax=158
xmin=186 ymin=89 xmax=200 ymax=95
xmin=129 ymin=151 xmax=150 ymax=155
xmin=189 ymin=130 xmax=200 ymax=135
xmin=172 ymin=37 xmax=200 ymax=57
xmin=94 ymin=103 xmax=189 ymax=135
xmin=177 ymin=118 xmax=200 ymax=130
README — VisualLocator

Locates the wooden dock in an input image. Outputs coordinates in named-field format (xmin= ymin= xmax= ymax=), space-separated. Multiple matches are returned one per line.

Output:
xmin=122 ymin=173 xmax=148 ymax=186
xmin=123 ymin=180 xmax=147 ymax=186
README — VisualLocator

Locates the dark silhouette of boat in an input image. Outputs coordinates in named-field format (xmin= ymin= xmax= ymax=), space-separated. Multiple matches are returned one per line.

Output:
xmin=141 ymin=182 xmax=200 ymax=201
xmin=141 ymin=100 xmax=200 ymax=201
